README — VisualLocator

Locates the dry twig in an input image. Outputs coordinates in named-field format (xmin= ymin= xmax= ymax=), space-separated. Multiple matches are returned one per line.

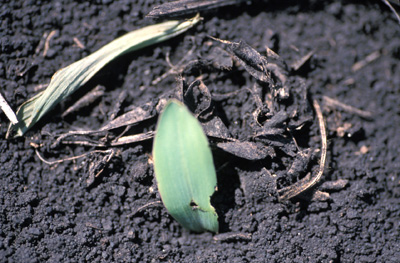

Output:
xmin=73 ymin=37 xmax=85 ymax=49
xmin=34 ymin=147 xmax=114 ymax=165
xmin=152 ymin=41 xmax=196 ymax=85
xmin=126 ymin=201 xmax=163 ymax=218
xmin=43 ymin=30 xmax=57 ymax=57
xmin=382 ymin=0 xmax=400 ymax=25
xmin=323 ymin=95 xmax=373 ymax=119
xmin=278 ymin=99 xmax=327 ymax=200
xmin=213 ymin=232 xmax=252 ymax=242
xmin=290 ymin=50 xmax=315 ymax=71
xmin=351 ymin=50 xmax=381 ymax=72
xmin=62 ymin=85 xmax=105 ymax=117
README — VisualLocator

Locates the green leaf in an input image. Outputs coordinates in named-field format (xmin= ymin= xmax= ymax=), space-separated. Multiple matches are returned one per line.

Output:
xmin=7 ymin=15 xmax=201 ymax=138
xmin=153 ymin=100 xmax=218 ymax=233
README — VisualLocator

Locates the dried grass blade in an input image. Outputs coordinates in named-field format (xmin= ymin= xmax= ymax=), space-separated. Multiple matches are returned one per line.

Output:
xmin=0 ymin=92 xmax=19 ymax=125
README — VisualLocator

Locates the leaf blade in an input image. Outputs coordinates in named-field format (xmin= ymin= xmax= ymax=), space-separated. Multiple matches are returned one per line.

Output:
xmin=153 ymin=100 xmax=218 ymax=233
xmin=7 ymin=15 xmax=201 ymax=137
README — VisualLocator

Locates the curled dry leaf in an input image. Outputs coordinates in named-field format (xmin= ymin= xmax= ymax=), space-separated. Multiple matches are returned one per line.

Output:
xmin=210 ymin=37 xmax=272 ymax=84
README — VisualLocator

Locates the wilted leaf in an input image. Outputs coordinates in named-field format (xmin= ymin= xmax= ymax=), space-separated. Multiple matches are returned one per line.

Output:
xmin=7 ymin=15 xmax=201 ymax=138
xmin=153 ymin=100 xmax=218 ymax=233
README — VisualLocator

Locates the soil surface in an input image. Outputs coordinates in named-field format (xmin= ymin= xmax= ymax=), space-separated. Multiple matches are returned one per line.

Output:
xmin=1 ymin=1 xmax=400 ymax=262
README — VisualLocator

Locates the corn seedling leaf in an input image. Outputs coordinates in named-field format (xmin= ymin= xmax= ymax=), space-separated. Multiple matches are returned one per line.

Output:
xmin=153 ymin=100 xmax=218 ymax=233
xmin=7 ymin=15 xmax=201 ymax=138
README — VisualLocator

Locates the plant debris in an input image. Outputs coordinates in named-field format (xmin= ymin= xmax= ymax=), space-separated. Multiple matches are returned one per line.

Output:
xmin=277 ymin=100 xmax=328 ymax=200
xmin=62 ymin=85 xmax=105 ymax=117
xmin=322 ymin=95 xmax=373 ymax=120
xmin=382 ymin=0 xmax=400 ymax=25
xmin=290 ymin=50 xmax=315 ymax=72
xmin=210 ymin=37 xmax=272 ymax=84
xmin=351 ymin=50 xmax=381 ymax=72
xmin=213 ymin=232 xmax=252 ymax=242
xmin=319 ymin=179 xmax=349 ymax=192
xmin=217 ymin=141 xmax=275 ymax=160
xmin=148 ymin=0 xmax=246 ymax=18
xmin=0 ymin=92 xmax=18 ymax=125
xmin=85 ymin=149 xmax=116 ymax=187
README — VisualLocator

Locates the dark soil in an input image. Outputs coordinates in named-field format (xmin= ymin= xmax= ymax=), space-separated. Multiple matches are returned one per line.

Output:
xmin=1 ymin=1 xmax=400 ymax=262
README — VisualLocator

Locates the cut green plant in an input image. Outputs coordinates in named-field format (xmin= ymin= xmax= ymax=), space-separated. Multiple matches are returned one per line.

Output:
xmin=153 ymin=99 xmax=219 ymax=233
xmin=7 ymin=15 xmax=201 ymax=138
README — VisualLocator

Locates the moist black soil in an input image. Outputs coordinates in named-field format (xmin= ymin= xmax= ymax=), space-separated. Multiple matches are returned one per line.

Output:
xmin=1 ymin=1 xmax=400 ymax=262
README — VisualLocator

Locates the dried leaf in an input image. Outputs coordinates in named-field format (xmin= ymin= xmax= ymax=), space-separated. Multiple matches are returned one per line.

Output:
xmin=0 ymin=92 xmax=18 ymax=124
xmin=148 ymin=0 xmax=245 ymax=18
xmin=211 ymin=37 xmax=272 ymax=83
xmin=100 ymin=101 xmax=157 ymax=132
xmin=217 ymin=141 xmax=275 ymax=160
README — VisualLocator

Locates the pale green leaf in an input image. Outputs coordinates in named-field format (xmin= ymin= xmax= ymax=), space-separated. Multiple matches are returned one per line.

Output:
xmin=7 ymin=15 xmax=201 ymax=138
xmin=153 ymin=100 xmax=219 ymax=233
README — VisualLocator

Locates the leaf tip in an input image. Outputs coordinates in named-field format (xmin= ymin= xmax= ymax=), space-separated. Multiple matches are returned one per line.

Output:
xmin=153 ymin=99 xmax=219 ymax=233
